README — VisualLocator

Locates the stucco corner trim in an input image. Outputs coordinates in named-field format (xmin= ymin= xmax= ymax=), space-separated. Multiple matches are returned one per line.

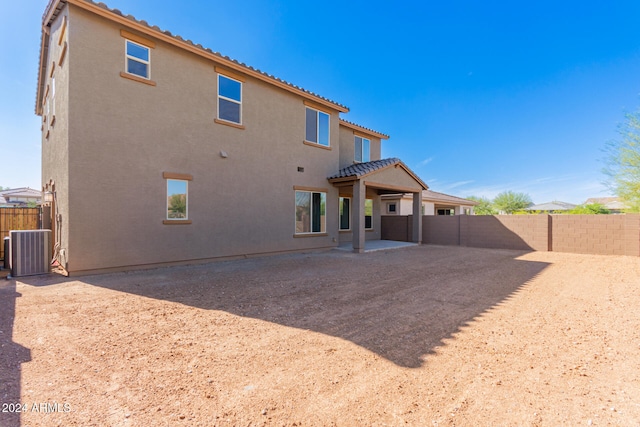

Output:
xmin=162 ymin=220 xmax=192 ymax=225
xmin=120 ymin=29 xmax=156 ymax=49
xmin=214 ymin=118 xmax=245 ymax=130
xmin=303 ymin=100 xmax=334 ymax=115
xmin=214 ymin=66 xmax=246 ymax=82
xmin=120 ymin=72 xmax=157 ymax=86
xmin=293 ymin=233 xmax=329 ymax=238
xmin=303 ymin=140 xmax=332 ymax=151
xmin=59 ymin=42 xmax=67 ymax=66
xmin=293 ymin=186 xmax=329 ymax=193
xmin=163 ymin=172 xmax=193 ymax=181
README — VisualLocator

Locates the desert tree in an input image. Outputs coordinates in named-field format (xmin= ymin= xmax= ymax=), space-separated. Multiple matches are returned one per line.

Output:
xmin=603 ymin=110 xmax=640 ymax=212
xmin=492 ymin=191 xmax=532 ymax=214
xmin=466 ymin=196 xmax=497 ymax=215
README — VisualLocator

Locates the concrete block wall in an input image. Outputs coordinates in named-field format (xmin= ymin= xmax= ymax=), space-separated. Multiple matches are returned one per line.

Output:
xmin=460 ymin=215 xmax=549 ymax=251
xmin=381 ymin=215 xmax=410 ymax=242
xmin=422 ymin=216 xmax=460 ymax=246
xmin=551 ymin=214 xmax=640 ymax=256
xmin=382 ymin=214 xmax=640 ymax=256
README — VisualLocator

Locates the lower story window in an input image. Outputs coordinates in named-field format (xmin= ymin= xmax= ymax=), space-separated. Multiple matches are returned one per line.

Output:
xmin=387 ymin=202 xmax=396 ymax=214
xmin=339 ymin=197 xmax=350 ymax=230
xmin=295 ymin=190 xmax=326 ymax=234
xmin=365 ymin=199 xmax=373 ymax=229
xmin=167 ymin=179 xmax=188 ymax=219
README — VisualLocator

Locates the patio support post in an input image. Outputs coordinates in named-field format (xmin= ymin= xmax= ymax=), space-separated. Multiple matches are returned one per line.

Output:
xmin=412 ymin=191 xmax=422 ymax=243
xmin=352 ymin=179 xmax=366 ymax=253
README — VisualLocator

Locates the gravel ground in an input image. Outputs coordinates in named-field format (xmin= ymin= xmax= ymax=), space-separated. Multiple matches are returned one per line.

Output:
xmin=1 ymin=245 xmax=640 ymax=426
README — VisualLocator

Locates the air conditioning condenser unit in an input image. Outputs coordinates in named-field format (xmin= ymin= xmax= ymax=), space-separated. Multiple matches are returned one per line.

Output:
xmin=9 ymin=230 xmax=51 ymax=277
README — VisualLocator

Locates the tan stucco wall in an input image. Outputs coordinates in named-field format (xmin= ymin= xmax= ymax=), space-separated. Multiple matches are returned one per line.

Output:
xmin=62 ymin=6 xmax=346 ymax=273
xmin=41 ymin=5 xmax=71 ymax=268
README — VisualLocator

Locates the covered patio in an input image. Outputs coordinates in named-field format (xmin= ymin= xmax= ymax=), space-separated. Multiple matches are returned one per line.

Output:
xmin=328 ymin=158 xmax=428 ymax=253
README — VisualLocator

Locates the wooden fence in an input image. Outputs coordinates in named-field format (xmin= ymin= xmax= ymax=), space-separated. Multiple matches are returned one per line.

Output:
xmin=0 ymin=208 xmax=41 ymax=260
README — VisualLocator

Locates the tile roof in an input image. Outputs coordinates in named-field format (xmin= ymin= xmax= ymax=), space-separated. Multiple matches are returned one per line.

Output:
xmin=37 ymin=0 xmax=348 ymax=114
xmin=583 ymin=197 xmax=629 ymax=209
xmin=329 ymin=158 xmax=402 ymax=180
xmin=328 ymin=158 xmax=428 ymax=190
xmin=525 ymin=201 xmax=576 ymax=211
xmin=339 ymin=119 xmax=389 ymax=140
xmin=422 ymin=190 xmax=479 ymax=205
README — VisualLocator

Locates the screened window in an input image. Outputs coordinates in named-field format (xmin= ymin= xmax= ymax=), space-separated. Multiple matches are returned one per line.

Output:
xmin=365 ymin=199 xmax=373 ymax=229
xmin=218 ymin=74 xmax=242 ymax=124
xmin=305 ymin=107 xmax=330 ymax=146
xmin=339 ymin=197 xmax=351 ymax=230
xmin=354 ymin=136 xmax=370 ymax=162
xmin=126 ymin=40 xmax=150 ymax=79
xmin=295 ymin=191 xmax=326 ymax=234
xmin=167 ymin=179 xmax=188 ymax=220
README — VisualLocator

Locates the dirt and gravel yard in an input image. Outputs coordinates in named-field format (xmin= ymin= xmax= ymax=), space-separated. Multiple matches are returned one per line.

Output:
xmin=2 ymin=244 xmax=640 ymax=426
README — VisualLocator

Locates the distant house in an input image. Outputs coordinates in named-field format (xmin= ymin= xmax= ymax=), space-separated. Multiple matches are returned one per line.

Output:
xmin=0 ymin=188 xmax=42 ymax=207
xmin=584 ymin=197 xmax=628 ymax=213
xmin=525 ymin=201 xmax=576 ymax=213
xmin=381 ymin=190 xmax=478 ymax=216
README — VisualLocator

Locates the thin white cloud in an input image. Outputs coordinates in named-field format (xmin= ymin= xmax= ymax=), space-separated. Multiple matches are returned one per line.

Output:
xmin=419 ymin=157 xmax=434 ymax=166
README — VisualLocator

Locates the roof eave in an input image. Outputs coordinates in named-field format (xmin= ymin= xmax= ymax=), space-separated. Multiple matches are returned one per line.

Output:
xmin=63 ymin=0 xmax=348 ymax=113
xmin=339 ymin=119 xmax=389 ymax=140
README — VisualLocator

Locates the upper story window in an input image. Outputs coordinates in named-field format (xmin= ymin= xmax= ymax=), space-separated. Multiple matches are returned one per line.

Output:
xmin=355 ymin=136 xmax=370 ymax=163
xmin=126 ymin=40 xmax=150 ymax=79
xmin=305 ymin=107 xmax=330 ymax=147
xmin=218 ymin=74 xmax=242 ymax=124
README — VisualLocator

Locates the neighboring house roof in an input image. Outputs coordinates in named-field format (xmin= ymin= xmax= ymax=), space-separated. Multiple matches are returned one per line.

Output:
xmin=328 ymin=158 xmax=428 ymax=190
xmin=339 ymin=119 xmax=389 ymax=140
xmin=381 ymin=189 xmax=478 ymax=206
xmin=584 ymin=197 xmax=629 ymax=210
xmin=525 ymin=201 xmax=576 ymax=211
xmin=37 ymin=0 xmax=349 ymax=115
xmin=0 ymin=187 xmax=42 ymax=199
xmin=421 ymin=190 xmax=479 ymax=206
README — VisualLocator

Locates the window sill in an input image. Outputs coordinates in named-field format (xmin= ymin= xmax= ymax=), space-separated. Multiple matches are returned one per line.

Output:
xmin=293 ymin=233 xmax=328 ymax=238
xmin=339 ymin=229 xmax=351 ymax=233
xmin=120 ymin=72 xmax=157 ymax=86
xmin=163 ymin=220 xmax=192 ymax=225
xmin=214 ymin=118 xmax=245 ymax=130
xmin=303 ymin=140 xmax=332 ymax=150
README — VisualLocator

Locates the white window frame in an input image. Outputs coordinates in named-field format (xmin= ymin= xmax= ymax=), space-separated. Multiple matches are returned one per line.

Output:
xmin=295 ymin=190 xmax=326 ymax=234
xmin=339 ymin=197 xmax=351 ymax=231
xmin=125 ymin=39 xmax=150 ymax=79
xmin=217 ymin=74 xmax=243 ymax=125
xmin=305 ymin=107 xmax=330 ymax=147
xmin=166 ymin=179 xmax=188 ymax=220
xmin=354 ymin=136 xmax=370 ymax=163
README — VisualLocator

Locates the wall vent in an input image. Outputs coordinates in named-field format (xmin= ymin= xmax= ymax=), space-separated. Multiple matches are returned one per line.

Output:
xmin=10 ymin=230 xmax=51 ymax=277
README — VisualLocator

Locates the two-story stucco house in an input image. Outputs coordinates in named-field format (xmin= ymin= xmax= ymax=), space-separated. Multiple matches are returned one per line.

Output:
xmin=37 ymin=0 xmax=427 ymax=275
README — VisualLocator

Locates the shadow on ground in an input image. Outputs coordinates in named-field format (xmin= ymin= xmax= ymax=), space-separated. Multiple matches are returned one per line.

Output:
xmin=0 ymin=278 xmax=32 ymax=427
xmin=17 ymin=245 xmax=548 ymax=369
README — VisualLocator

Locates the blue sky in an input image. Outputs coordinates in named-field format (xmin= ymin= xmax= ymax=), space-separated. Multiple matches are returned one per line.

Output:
xmin=2 ymin=1 xmax=640 ymax=204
